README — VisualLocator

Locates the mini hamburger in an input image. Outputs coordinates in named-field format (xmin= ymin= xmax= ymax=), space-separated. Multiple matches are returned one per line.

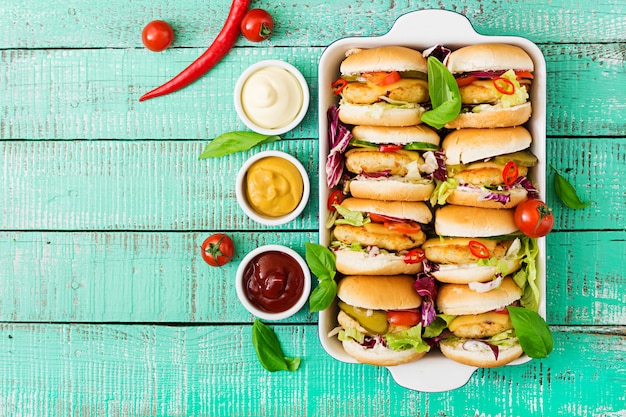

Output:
xmin=423 ymin=205 xmax=523 ymax=284
xmin=431 ymin=126 xmax=538 ymax=209
xmin=445 ymin=43 xmax=534 ymax=129
xmin=334 ymin=46 xmax=429 ymax=127
xmin=436 ymin=277 xmax=524 ymax=367
xmin=344 ymin=125 xmax=440 ymax=201
xmin=331 ymin=197 xmax=432 ymax=275
xmin=335 ymin=275 xmax=430 ymax=366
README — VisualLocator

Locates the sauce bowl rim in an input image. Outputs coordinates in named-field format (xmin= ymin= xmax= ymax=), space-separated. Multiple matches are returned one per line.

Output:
xmin=233 ymin=59 xmax=310 ymax=136
xmin=235 ymin=244 xmax=312 ymax=321
xmin=235 ymin=150 xmax=310 ymax=226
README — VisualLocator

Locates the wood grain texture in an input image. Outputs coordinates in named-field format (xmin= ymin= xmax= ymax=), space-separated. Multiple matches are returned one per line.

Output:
xmin=0 ymin=45 xmax=625 ymax=139
xmin=0 ymin=140 xmax=319 ymax=231
xmin=0 ymin=230 xmax=622 ymax=327
xmin=0 ymin=324 xmax=623 ymax=417
xmin=1 ymin=138 xmax=623 ymax=231
xmin=1 ymin=0 xmax=625 ymax=48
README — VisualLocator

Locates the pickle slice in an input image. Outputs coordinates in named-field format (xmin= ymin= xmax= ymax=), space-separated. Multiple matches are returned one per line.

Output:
xmin=492 ymin=151 xmax=538 ymax=167
xmin=338 ymin=301 xmax=388 ymax=334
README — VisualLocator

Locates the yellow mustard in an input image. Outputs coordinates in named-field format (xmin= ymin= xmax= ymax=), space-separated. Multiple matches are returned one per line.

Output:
xmin=245 ymin=156 xmax=304 ymax=217
xmin=240 ymin=66 xmax=303 ymax=129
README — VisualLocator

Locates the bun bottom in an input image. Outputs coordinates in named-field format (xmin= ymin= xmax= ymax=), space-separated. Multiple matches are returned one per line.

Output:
xmin=446 ymin=188 xmax=528 ymax=209
xmin=335 ymin=249 xmax=424 ymax=276
xmin=439 ymin=337 xmax=524 ymax=368
xmin=444 ymin=102 xmax=532 ymax=129
xmin=342 ymin=338 xmax=427 ymax=366
xmin=339 ymin=103 xmax=425 ymax=127
xmin=349 ymin=179 xmax=434 ymax=202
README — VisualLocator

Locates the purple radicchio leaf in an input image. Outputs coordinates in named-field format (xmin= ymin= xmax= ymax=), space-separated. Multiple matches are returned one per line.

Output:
xmin=325 ymin=105 xmax=352 ymax=188
xmin=414 ymin=273 xmax=439 ymax=327
xmin=433 ymin=150 xmax=447 ymax=182
xmin=513 ymin=175 xmax=539 ymax=199
xmin=423 ymin=45 xmax=452 ymax=65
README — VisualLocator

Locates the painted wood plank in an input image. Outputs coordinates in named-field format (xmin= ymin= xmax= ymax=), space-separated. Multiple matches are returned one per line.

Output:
xmin=0 ymin=139 xmax=319 ymax=231
xmin=2 ymin=138 xmax=624 ymax=231
xmin=1 ymin=45 xmax=625 ymax=140
xmin=1 ymin=0 xmax=625 ymax=48
xmin=0 ymin=231 xmax=317 ymax=323
xmin=0 ymin=323 xmax=623 ymax=416
xmin=0 ymin=230 xmax=623 ymax=326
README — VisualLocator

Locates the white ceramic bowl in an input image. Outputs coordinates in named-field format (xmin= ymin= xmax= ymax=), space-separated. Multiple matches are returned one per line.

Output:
xmin=235 ymin=244 xmax=311 ymax=321
xmin=236 ymin=150 xmax=310 ymax=226
xmin=234 ymin=59 xmax=310 ymax=136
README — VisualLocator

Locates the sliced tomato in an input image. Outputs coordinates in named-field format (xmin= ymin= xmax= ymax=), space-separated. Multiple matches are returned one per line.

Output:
xmin=503 ymin=160 xmax=519 ymax=186
xmin=378 ymin=144 xmax=403 ymax=152
xmin=515 ymin=70 xmax=534 ymax=80
xmin=387 ymin=310 xmax=421 ymax=326
xmin=363 ymin=71 xmax=401 ymax=86
xmin=468 ymin=240 xmax=490 ymax=259
xmin=327 ymin=189 xmax=344 ymax=211
xmin=456 ymin=75 xmax=479 ymax=87
xmin=384 ymin=220 xmax=422 ymax=234
xmin=367 ymin=213 xmax=387 ymax=223
xmin=404 ymin=248 xmax=425 ymax=264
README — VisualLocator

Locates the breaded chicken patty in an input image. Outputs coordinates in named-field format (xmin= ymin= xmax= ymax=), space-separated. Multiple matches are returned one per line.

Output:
xmin=334 ymin=223 xmax=427 ymax=251
xmin=345 ymin=149 xmax=424 ymax=176
xmin=449 ymin=162 xmax=529 ymax=186
xmin=423 ymin=238 xmax=514 ymax=264
xmin=342 ymin=79 xmax=429 ymax=105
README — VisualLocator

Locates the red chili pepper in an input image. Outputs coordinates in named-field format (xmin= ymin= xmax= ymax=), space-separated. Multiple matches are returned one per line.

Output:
xmin=331 ymin=78 xmax=348 ymax=95
xmin=140 ymin=0 xmax=251 ymax=101
xmin=468 ymin=240 xmax=490 ymax=259
xmin=404 ymin=248 xmax=425 ymax=264
xmin=493 ymin=77 xmax=515 ymax=95
xmin=503 ymin=160 xmax=519 ymax=185
xmin=327 ymin=189 xmax=344 ymax=212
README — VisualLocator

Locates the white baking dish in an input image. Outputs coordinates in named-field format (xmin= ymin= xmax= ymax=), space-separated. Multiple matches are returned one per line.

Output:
xmin=317 ymin=9 xmax=547 ymax=392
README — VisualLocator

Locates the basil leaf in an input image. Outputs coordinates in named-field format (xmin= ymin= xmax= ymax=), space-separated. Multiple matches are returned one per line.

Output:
xmin=507 ymin=306 xmax=554 ymax=358
xmin=551 ymin=166 xmax=593 ymax=209
xmin=308 ymin=279 xmax=338 ymax=313
xmin=304 ymin=242 xmax=336 ymax=281
xmin=421 ymin=56 xmax=461 ymax=129
xmin=198 ymin=131 xmax=280 ymax=159
xmin=251 ymin=319 xmax=301 ymax=372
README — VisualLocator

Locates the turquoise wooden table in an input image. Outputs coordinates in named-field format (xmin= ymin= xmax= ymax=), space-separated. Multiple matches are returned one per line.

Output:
xmin=1 ymin=1 xmax=625 ymax=415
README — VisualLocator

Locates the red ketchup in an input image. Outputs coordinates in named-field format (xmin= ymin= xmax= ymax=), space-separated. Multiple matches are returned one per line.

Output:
xmin=243 ymin=251 xmax=305 ymax=313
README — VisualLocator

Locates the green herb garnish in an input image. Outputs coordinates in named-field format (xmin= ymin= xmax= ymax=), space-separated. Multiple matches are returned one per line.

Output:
xmin=421 ymin=56 xmax=462 ymax=129
xmin=304 ymin=242 xmax=337 ymax=312
xmin=198 ymin=131 xmax=280 ymax=159
xmin=551 ymin=165 xmax=593 ymax=209
xmin=252 ymin=319 xmax=301 ymax=372
xmin=507 ymin=306 xmax=554 ymax=359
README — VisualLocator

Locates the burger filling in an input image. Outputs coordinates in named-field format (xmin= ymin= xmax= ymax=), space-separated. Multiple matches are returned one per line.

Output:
xmin=455 ymin=69 xmax=532 ymax=113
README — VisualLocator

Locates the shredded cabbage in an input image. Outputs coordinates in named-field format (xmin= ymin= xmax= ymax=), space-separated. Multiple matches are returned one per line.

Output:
xmin=430 ymin=178 xmax=459 ymax=206
xmin=385 ymin=324 xmax=430 ymax=352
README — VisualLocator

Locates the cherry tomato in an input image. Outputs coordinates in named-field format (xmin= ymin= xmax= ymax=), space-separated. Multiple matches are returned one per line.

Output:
xmin=404 ymin=248 xmax=425 ymax=264
xmin=514 ymin=199 xmax=555 ymax=238
xmin=468 ymin=240 xmax=490 ymax=259
xmin=241 ymin=9 xmax=274 ymax=42
xmin=327 ymin=190 xmax=344 ymax=212
xmin=385 ymin=221 xmax=422 ymax=235
xmin=201 ymin=233 xmax=235 ymax=267
xmin=378 ymin=144 xmax=403 ymax=152
xmin=387 ymin=310 xmax=421 ymax=326
xmin=141 ymin=20 xmax=174 ymax=52
xmin=503 ymin=160 xmax=519 ymax=186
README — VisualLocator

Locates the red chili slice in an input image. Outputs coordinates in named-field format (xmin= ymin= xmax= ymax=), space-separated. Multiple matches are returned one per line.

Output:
xmin=404 ymin=248 xmax=425 ymax=264
xmin=327 ymin=189 xmax=344 ymax=211
xmin=331 ymin=78 xmax=348 ymax=95
xmin=503 ymin=160 xmax=519 ymax=186
xmin=493 ymin=77 xmax=515 ymax=95
xmin=468 ymin=240 xmax=490 ymax=259
xmin=378 ymin=144 xmax=403 ymax=152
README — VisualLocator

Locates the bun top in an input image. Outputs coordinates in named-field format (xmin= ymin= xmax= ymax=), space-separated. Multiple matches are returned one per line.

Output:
xmin=442 ymin=127 xmax=532 ymax=165
xmin=436 ymin=276 xmax=523 ymax=315
xmin=340 ymin=46 xmax=428 ymax=75
xmin=337 ymin=275 xmax=422 ymax=310
xmin=351 ymin=125 xmax=440 ymax=147
xmin=447 ymin=43 xmax=534 ymax=73
xmin=340 ymin=198 xmax=433 ymax=224
xmin=435 ymin=205 xmax=518 ymax=237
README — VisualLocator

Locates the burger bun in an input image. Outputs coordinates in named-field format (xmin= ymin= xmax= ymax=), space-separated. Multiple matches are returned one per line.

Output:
xmin=439 ymin=337 xmax=524 ymax=368
xmin=434 ymin=205 xmax=518 ymax=237
xmin=436 ymin=276 xmax=523 ymax=316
